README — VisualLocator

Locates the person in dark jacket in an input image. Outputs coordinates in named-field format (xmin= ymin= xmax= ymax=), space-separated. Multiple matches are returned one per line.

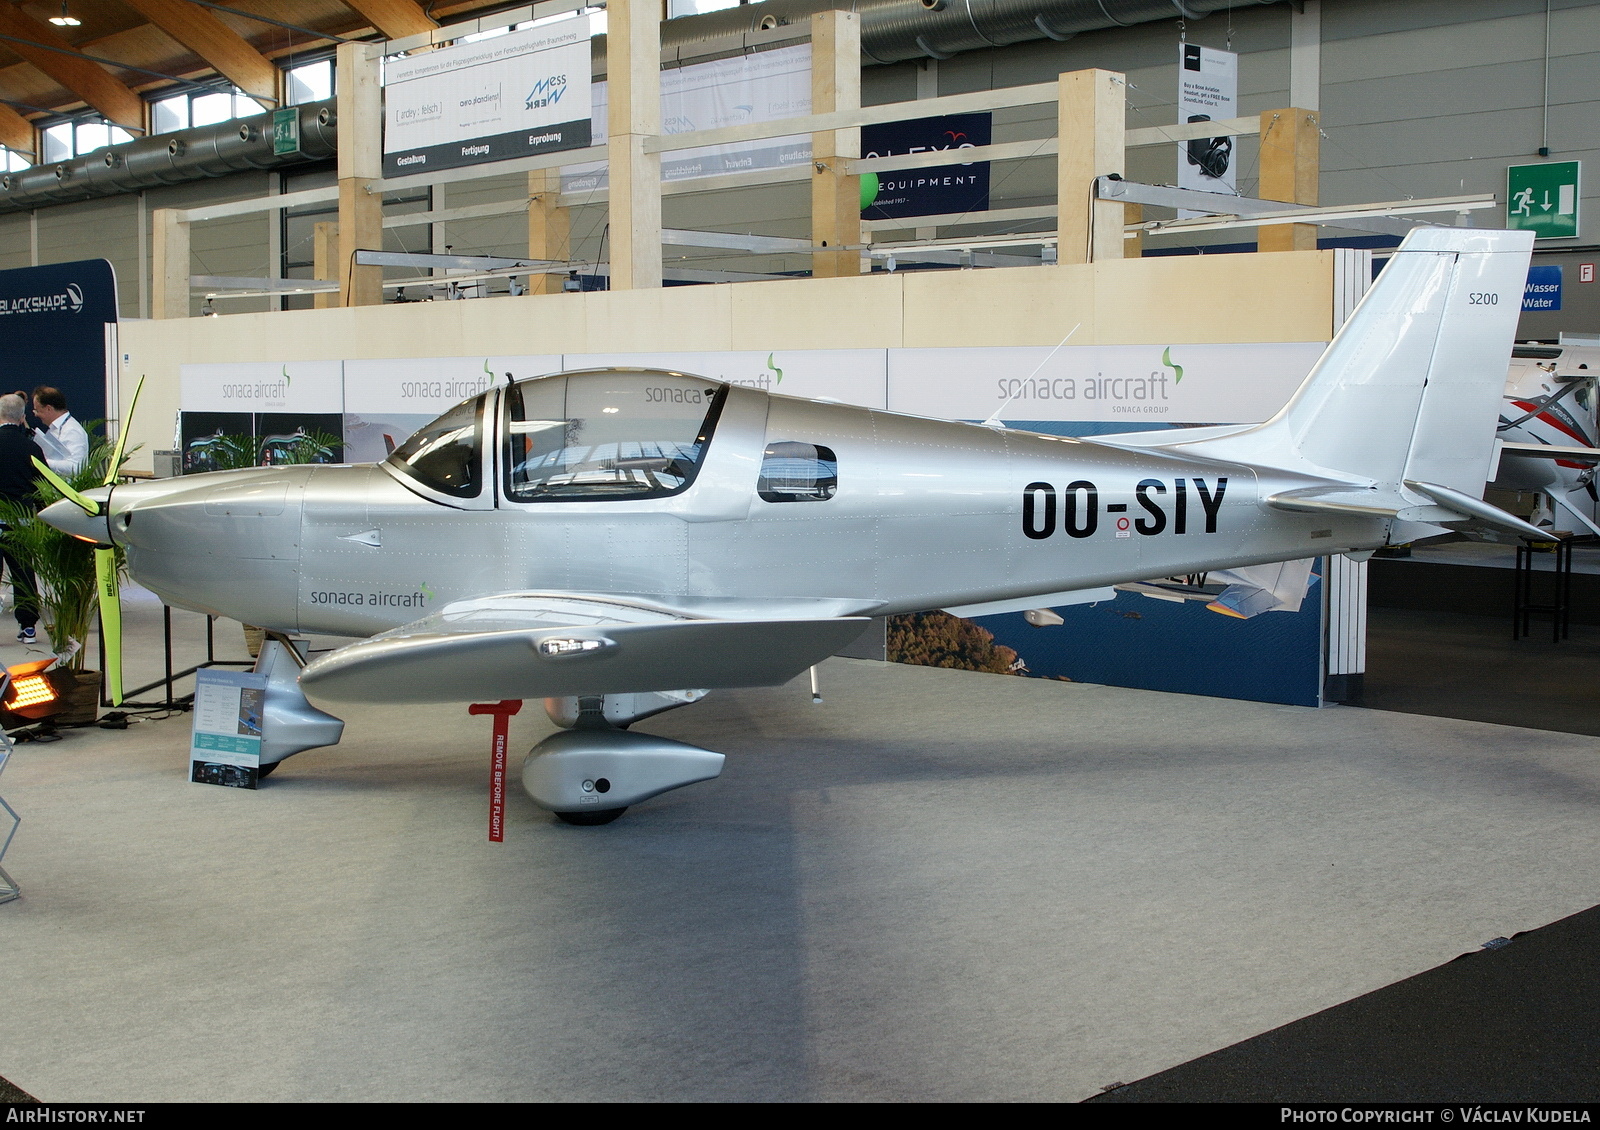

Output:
xmin=0 ymin=394 xmax=45 ymax=643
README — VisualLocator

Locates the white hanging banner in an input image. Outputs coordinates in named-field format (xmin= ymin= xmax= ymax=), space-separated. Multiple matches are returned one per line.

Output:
xmin=562 ymin=45 xmax=813 ymax=194
xmin=382 ymin=16 xmax=593 ymax=176
xmin=1177 ymin=43 xmax=1239 ymax=204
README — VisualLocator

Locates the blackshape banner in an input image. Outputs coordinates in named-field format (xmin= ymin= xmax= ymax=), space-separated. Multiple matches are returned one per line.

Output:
xmin=383 ymin=16 xmax=593 ymax=177
xmin=0 ymin=259 xmax=114 ymax=431
xmin=861 ymin=113 xmax=991 ymax=221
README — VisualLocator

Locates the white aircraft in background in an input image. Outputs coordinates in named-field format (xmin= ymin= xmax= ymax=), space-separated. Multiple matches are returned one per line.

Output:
xmin=1492 ymin=339 xmax=1600 ymax=535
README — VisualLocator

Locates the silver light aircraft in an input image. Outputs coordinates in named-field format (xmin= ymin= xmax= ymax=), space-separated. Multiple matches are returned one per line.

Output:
xmin=43 ymin=228 xmax=1542 ymax=824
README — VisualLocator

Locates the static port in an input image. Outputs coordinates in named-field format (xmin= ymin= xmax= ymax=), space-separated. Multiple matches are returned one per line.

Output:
xmin=594 ymin=777 xmax=611 ymax=794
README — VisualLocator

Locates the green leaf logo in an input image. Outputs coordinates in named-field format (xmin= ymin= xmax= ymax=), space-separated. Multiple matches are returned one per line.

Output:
xmin=281 ymin=364 xmax=291 ymax=386
xmin=1162 ymin=347 xmax=1183 ymax=384
xmin=420 ymin=582 xmax=434 ymax=600
xmin=766 ymin=352 xmax=783 ymax=385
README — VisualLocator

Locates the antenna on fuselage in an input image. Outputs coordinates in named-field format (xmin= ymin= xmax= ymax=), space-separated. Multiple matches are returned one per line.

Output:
xmin=982 ymin=322 xmax=1080 ymax=429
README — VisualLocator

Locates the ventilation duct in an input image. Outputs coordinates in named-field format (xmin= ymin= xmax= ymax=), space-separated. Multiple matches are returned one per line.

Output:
xmin=657 ymin=0 xmax=1277 ymax=66
xmin=0 ymin=100 xmax=336 ymax=213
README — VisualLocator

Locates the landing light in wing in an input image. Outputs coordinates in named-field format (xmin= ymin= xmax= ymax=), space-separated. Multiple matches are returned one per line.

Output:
xmin=537 ymin=637 xmax=614 ymax=657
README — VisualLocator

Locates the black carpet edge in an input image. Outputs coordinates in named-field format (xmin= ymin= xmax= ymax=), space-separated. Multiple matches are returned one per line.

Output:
xmin=1090 ymin=901 xmax=1600 ymax=1103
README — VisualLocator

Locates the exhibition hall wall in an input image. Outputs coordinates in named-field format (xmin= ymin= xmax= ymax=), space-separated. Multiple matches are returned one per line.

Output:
xmin=121 ymin=251 xmax=1336 ymax=471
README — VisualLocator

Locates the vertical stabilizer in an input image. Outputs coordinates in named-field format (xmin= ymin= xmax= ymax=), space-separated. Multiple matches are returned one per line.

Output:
xmin=1190 ymin=229 xmax=1534 ymax=496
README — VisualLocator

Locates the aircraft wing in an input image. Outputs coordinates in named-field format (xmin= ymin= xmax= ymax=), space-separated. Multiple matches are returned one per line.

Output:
xmin=297 ymin=591 xmax=880 ymax=704
xmin=1497 ymin=440 xmax=1600 ymax=463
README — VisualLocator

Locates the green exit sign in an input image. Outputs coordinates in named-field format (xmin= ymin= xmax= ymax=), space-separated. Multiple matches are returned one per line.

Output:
xmin=1507 ymin=161 xmax=1581 ymax=238
xmin=272 ymin=108 xmax=300 ymax=157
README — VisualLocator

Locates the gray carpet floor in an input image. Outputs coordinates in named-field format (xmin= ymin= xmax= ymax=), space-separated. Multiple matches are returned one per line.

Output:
xmin=1 ymin=600 xmax=1599 ymax=1101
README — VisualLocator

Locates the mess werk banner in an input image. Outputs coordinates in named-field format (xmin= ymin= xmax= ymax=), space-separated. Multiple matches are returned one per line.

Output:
xmin=0 ymin=259 xmax=116 ymax=430
xmin=382 ymin=15 xmax=593 ymax=176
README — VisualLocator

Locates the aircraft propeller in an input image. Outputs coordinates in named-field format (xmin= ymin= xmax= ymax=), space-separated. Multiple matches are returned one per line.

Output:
xmin=30 ymin=377 xmax=143 ymax=706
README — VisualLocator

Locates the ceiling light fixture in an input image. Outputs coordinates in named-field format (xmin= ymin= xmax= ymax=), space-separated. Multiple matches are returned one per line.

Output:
xmin=49 ymin=3 xmax=80 ymax=27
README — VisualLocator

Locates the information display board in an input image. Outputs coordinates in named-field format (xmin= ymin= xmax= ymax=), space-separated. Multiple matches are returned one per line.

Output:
xmin=190 ymin=669 xmax=268 ymax=789
xmin=383 ymin=16 xmax=593 ymax=177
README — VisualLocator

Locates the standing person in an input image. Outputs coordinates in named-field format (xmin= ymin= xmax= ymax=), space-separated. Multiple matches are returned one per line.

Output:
xmin=31 ymin=386 xmax=87 ymax=476
xmin=0 ymin=395 xmax=44 ymax=643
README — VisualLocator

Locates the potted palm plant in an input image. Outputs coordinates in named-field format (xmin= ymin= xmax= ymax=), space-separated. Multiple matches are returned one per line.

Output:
xmin=0 ymin=436 xmax=126 ymax=723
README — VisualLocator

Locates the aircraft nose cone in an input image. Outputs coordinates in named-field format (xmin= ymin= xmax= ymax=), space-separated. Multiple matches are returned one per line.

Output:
xmin=39 ymin=495 xmax=111 ymax=545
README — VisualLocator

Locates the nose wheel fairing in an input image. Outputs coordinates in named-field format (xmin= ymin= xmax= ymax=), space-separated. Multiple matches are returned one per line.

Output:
xmin=256 ymin=639 xmax=345 ymax=766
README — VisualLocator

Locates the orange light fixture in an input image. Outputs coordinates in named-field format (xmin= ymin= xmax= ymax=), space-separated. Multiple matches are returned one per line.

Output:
xmin=3 ymin=659 xmax=60 ymax=720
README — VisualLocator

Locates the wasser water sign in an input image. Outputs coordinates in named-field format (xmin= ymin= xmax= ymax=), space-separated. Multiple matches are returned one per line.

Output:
xmin=383 ymin=15 xmax=593 ymax=176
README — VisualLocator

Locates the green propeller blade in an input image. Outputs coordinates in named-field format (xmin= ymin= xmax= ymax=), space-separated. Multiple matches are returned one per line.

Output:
xmin=95 ymin=548 xmax=122 ymax=706
xmin=96 ymin=374 xmax=142 ymax=709
xmin=104 ymin=376 xmax=142 ymax=489
xmin=31 ymin=457 xmax=98 ymax=516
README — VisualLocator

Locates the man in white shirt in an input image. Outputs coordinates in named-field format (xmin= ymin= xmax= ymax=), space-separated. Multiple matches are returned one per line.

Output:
xmin=31 ymin=386 xmax=88 ymax=476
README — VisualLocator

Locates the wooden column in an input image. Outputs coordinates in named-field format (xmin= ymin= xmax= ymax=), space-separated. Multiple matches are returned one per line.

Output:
xmin=528 ymin=168 xmax=570 ymax=295
xmin=313 ymin=221 xmax=339 ymax=309
xmin=1258 ymin=108 xmax=1320 ymax=253
xmin=1057 ymin=68 xmax=1125 ymax=264
xmin=606 ymin=0 xmax=662 ymax=291
xmin=1124 ymin=203 xmax=1143 ymax=258
xmin=150 ymin=207 xmax=190 ymax=319
xmin=336 ymin=40 xmax=383 ymax=306
xmin=810 ymin=10 xmax=861 ymax=279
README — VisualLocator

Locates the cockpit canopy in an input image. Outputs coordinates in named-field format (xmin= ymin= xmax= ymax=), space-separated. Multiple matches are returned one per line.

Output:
xmin=386 ymin=369 xmax=727 ymax=502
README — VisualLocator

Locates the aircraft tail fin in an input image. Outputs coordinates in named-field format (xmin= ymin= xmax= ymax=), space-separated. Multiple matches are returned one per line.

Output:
xmin=1188 ymin=228 xmax=1534 ymax=498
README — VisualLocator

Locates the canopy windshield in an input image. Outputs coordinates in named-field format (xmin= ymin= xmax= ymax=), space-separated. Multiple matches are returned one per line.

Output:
xmin=503 ymin=370 xmax=726 ymax=502
xmin=386 ymin=396 xmax=483 ymax=499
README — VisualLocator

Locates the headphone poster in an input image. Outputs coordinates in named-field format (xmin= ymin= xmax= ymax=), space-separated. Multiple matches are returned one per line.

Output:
xmin=1178 ymin=44 xmax=1238 ymax=206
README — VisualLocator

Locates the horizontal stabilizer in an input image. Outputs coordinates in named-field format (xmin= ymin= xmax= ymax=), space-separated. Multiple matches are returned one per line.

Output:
xmin=298 ymin=590 xmax=872 ymax=703
xmin=1403 ymin=478 xmax=1548 ymax=541
xmin=1266 ymin=480 xmax=1546 ymax=542
xmin=1498 ymin=440 xmax=1600 ymax=463
xmin=1266 ymin=486 xmax=1415 ymax=520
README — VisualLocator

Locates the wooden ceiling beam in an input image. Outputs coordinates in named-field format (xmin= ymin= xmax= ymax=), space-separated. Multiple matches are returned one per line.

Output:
xmin=120 ymin=0 xmax=278 ymax=105
xmin=0 ymin=99 xmax=32 ymax=153
xmin=341 ymin=1 xmax=438 ymax=41
xmin=0 ymin=5 xmax=143 ymax=130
